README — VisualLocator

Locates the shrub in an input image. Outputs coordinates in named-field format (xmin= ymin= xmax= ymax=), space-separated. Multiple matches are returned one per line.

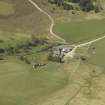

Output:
xmin=63 ymin=3 xmax=74 ymax=10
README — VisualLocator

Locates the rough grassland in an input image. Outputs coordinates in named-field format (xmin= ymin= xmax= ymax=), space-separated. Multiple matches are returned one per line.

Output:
xmin=0 ymin=0 xmax=49 ymax=47
xmin=87 ymin=38 xmax=105 ymax=68
xmin=0 ymin=1 xmax=14 ymax=15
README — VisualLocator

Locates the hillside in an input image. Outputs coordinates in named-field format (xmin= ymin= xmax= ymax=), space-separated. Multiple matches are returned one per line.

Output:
xmin=0 ymin=0 xmax=51 ymax=48
xmin=1 ymin=0 xmax=105 ymax=105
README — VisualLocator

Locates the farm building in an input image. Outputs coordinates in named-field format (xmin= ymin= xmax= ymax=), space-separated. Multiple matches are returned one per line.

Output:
xmin=49 ymin=45 xmax=74 ymax=62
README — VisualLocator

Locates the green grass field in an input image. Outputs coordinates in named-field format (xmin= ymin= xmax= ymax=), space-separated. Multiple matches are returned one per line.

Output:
xmin=0 ymin=57 xmax=68 ymax=105
xmin=87 ymin=38 xmax=105 ymax=69
xmin=54 ymin=19 xmax=105 ymax=44
xmin=74 ymin=37 xmax=105 ymax=71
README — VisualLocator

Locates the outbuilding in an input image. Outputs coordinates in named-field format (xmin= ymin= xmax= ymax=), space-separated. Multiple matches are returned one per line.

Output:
xmin=49 ymin=45 xmax=74 ymax=62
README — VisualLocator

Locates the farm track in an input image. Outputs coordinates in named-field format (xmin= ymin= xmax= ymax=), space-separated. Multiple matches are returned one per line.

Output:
xmin=67 ymin=34 xmax=105 ymax=58
xmin=28 ymin=0 xmax=105 ymax=57
xmin=28 ymin=0 xmax=66 ymax=44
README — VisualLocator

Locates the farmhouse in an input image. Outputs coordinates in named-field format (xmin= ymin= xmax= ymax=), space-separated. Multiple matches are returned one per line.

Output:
xmin=49 ymin=45 xmax=74 ymax=62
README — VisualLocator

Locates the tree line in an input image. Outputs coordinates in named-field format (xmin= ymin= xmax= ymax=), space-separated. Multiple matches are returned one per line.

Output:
xmin=48 ymin=0 xmax=102 ymax=12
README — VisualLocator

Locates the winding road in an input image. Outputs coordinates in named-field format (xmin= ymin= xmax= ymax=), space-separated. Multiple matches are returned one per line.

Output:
xmin=28 ymin=0 xmax=105 ymax=58
xmin=28 ymin=0 xmax=66 ymax=43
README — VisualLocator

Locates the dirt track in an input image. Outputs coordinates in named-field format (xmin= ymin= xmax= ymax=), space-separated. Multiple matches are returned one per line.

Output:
xmin=28 ymin=0 xmax=66 ymax=43
xmin=28 ymin=0 xmax=105 ymax=58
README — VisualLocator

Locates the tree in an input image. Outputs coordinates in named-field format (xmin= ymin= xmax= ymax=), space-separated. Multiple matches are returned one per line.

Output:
xmin=48 ymin=0 xmax=64 ymax=6
xmin=79 ymin=0 xmax=94 ymax=11
xmin=63 ymin=2 xmax=73 ymax=10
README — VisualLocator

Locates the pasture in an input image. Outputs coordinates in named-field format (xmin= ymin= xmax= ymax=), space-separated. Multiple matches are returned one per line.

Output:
xmin=87 ymin=38 xmax=105 ymax=69
xmin=54 ymin=19 xmax=105 ymax=44
xmin=0 ymin=57 xmax=68 ymax=105
xmin=74 ymin=36 xmax=105 ymax=71
xmin=0 ymin=1 xmax=68 ymax=104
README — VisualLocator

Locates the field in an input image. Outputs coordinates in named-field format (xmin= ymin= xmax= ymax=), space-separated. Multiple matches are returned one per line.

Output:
xmin=0 ymin=57 xmax=68 ymax=105
xmin=0 ymin=1 xmax=68 ymax=104
xmin=54 ymin=19 xmax=105 ymax=44
xmin=1 ymin=0 xmax=105 ymax=105
xmin=87 ymin=38 xmax=105 ymax=68
xmin=74 ymin=36 xmax=105 ymax=69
